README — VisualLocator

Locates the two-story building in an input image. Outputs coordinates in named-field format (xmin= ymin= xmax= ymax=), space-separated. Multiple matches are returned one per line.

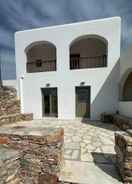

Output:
xmin=15 ymin=17 xmax=121 ymax=120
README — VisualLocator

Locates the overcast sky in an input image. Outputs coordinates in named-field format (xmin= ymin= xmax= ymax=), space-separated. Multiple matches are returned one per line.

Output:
xmin=0 ymin=0 xmax=132 ymax=79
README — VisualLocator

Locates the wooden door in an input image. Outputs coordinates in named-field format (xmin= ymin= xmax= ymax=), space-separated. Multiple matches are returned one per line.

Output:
xmin=42 ymin=88 xmax=58 ymax=117
xmin=76 ymin=86 xmax=90 ymax=118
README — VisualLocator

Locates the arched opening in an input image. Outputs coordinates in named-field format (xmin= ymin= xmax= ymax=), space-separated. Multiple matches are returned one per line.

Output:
xmin=70 ymin=35 xmax=108 ymax=70
xmin=122 ymin=72 xmax=132 ymax=101
xmin=25 ymin=41 xmax=56 ymax=73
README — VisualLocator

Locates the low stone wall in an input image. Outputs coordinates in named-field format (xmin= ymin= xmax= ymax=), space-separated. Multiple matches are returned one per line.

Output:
xmin=113 ymin=114 xmax=132 ymax=131
xmin=0 ymin=86 xmax=33 ymax=125
xmin=0 ymin=86 xmax=20 ymax=116
xmin=0 ymin=146 xmax=21 ymax=184
xmin=115 ymin=131 xmax=132 ymax=183
xmin=0 ymin=127 xmax=64 ymax=184
xmin=101 ymin=113 xmax=132 ymax=131
xmin=0 ymin=113 xmax=33 ymax=126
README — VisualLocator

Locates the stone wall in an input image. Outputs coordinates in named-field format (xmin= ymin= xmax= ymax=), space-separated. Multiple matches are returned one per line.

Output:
xmin=0 ymin=146 xmax=21 ymax=184
xmin=0 ymin=113 xmax=33 ymax=126
xmin=113 ymin=114 xmax=132 ymax=131
xmin=0 ymin=86 xmax=20 ymax=116
xmin=0 ymin=86 xmax=33 ymax=125
xmin=101 ymin=113 xmax=132 ymax=130
xmin=0 ymin=128 xmax=64 ymax=184
xmin=115 ymin=131 xmax=132 ymax=183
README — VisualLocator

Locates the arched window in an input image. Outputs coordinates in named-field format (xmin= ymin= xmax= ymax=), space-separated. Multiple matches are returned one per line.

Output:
xmin=69 ymin=35 xmax=107 ymax=70
xmin=122 ymin=72 xmax=132 ymax=101
xmin=25 ymin=41 xmax=56 ymax=73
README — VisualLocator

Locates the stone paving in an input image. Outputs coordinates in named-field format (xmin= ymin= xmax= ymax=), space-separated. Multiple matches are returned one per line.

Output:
xmin=4 ymin=119 xmax=118 ymax=163
xmin=2 ymin=119 xmax=122 ymax=183
xmin=2 ymin=119 xmax=119 ymax=163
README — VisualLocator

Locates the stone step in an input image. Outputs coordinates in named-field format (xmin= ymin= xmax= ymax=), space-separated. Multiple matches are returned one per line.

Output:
xmin=59 ymin=160 xmax=122 ymax=184
xmin=0 ymin=113 xmax=33 ymax=126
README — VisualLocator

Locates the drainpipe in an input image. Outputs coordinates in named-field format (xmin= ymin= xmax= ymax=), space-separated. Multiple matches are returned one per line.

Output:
xmin=19 ymin=76 xmax=24 ymax=114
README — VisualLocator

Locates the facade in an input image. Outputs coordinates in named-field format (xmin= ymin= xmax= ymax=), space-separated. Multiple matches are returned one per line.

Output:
xmin=119 ymin=45 xmax=132 ymax=118
xmin=15 ymin=17 xmax=121 ymax=120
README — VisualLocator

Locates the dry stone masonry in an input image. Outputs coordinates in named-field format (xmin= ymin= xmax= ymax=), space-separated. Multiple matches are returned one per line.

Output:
xmin=0 ymin=127 xmax=64 ymax=184
xmin=113 ymin=114 xmax=132 ymax=131
xmin=0 ymin=145 xmax=21 ymax=184
xmin=0 ymin=86 xmax=20 ymax=116
xmin=101 ymin=113 xmax=132 ymax=183
xmin=101 ymin=113 xmax=132 ymax=130
xmin=0 ymin=113 xmax=33 ymax=126
xmin=115 ymin=131 xmax=132 ymax=183
xmin=111 ymin=114 xmax=132 ymax=183
xmin=0 ymin=86 xmax=33 ymax=125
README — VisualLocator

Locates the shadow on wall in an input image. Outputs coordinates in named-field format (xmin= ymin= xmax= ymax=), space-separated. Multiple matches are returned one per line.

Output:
xmin=82 ymin=60 xmax=120 ymax=121
xmin=119 ymin=68 xmax=132 ymax=101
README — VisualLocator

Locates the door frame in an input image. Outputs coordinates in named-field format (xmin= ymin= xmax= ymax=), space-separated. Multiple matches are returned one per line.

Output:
xmin=75 ymin=86 xmax=91 ymax=118
xmin=41 ymin=87 xmax=58 ymax=117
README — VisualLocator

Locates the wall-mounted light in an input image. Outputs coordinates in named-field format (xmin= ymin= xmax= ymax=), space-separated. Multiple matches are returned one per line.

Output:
xmin=46 ymin=83 xmax=50 ymax=87
xmin=80 ymin=81 xmax=85 ymax=86
xmin=20 ymin=76 xmax=24 ymax=80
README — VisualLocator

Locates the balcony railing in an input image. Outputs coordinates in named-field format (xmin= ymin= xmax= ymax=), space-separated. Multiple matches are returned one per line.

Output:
xmin=27 ymin=59 xmax=56 ymax=73
xmin=70 ymin=55 xmax=107 ymax=70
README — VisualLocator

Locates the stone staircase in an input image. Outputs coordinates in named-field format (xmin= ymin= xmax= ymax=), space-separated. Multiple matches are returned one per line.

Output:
xmin=0 ymin=86 xmax=33 ymax=126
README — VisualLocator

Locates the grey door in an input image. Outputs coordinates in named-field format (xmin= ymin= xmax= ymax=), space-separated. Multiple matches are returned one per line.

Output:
xmin=76 ymin=86 xmax=90 ymax=118
xmin=42 ymin=88 xmax=58 ymax=117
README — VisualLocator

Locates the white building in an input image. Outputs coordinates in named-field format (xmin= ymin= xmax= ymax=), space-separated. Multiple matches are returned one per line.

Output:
xmin=119 ymin=45 xmax=132 ymax=118
xmin=15 ymin=17 xmax=121 ymax=120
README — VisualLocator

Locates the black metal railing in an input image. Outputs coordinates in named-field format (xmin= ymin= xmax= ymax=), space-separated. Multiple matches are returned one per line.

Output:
xmin=70 ymin=55 xmax=107 ymax=70
xmin=27 ymin=59 xmax=56 ymax=73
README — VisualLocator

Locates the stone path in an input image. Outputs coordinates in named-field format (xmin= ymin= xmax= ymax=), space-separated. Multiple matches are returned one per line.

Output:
xmin=2 ymin=119 xmax=122 ymax=183
xmin=60 ymin=160 xmax=121 ymax=184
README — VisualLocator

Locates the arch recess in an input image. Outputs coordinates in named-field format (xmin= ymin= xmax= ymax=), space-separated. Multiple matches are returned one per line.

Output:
xmin=120 ymin=69 xmax=132 ymax=101
xmin=69 ymin=35 xmax=108 ymax=70
xmin=25 ymin=41 xmax=56 ymax=73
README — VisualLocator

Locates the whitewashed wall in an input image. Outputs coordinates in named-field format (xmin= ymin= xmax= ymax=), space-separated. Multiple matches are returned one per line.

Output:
xmin=119 ymin=45 xmax=132 ymax=117
xmin=119 ymin=102 xmax=132 ymax=118
xmin=15 ymin=17 xmax=121 ymax=120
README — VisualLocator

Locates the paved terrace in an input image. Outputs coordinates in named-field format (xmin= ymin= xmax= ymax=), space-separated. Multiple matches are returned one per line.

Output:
xmin=2 ymin=119 xmax=122 ymax=184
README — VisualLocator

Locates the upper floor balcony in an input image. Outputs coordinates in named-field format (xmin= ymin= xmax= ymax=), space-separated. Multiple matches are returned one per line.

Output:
xmin=25 ymin=35 xmax=107 ymax=73
xmin=70 ymin=54 xmax=107 ymax=70
xmin=70 ymin=35 xmax=107 ymax=70
xmin=27 ymin=59 xmax=56 ymax=73
xmin=26 ymin=41 xmax=56 ymax=73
